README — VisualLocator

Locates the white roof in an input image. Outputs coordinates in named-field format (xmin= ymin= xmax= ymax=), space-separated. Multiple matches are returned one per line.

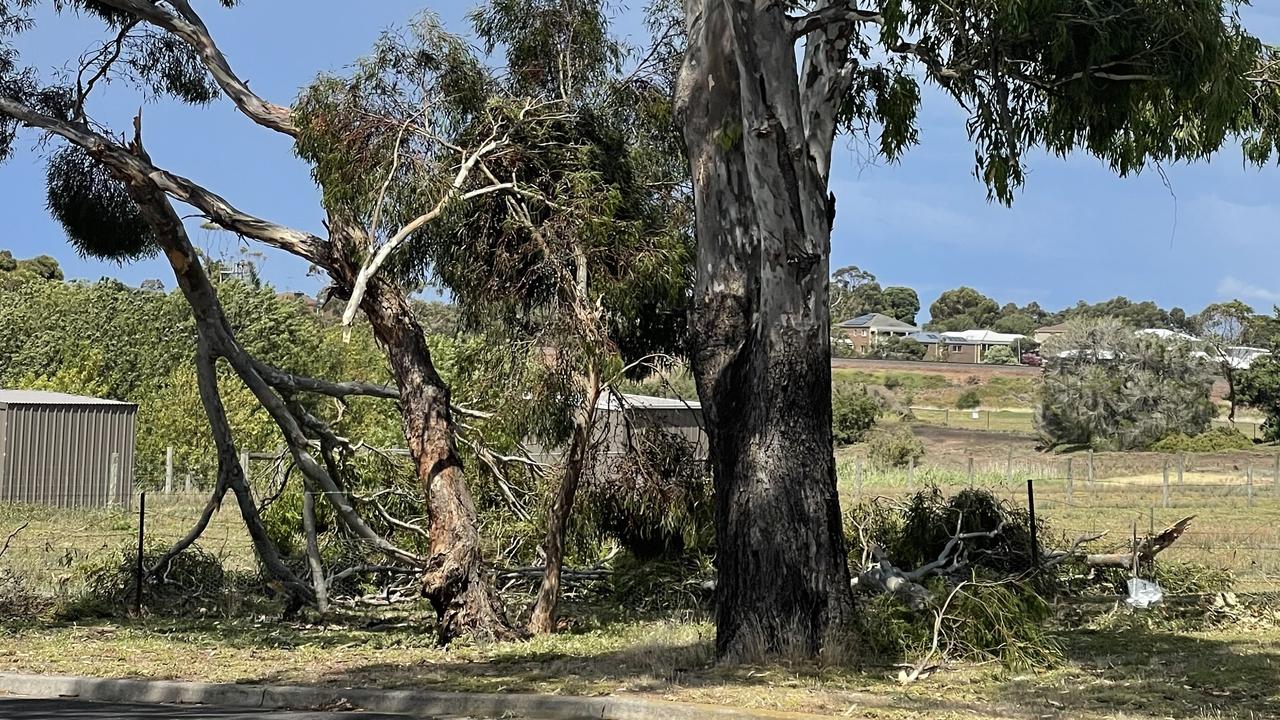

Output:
xmin=0 ymin=389 xmax=133 ymax=406
xmin=1136 ymin=328 xmax=1201 ymax=342
xmin=941 ymin=330 xmax=1028 ymax=344
xmin=596 ymin=393 xmax=701 ymax=411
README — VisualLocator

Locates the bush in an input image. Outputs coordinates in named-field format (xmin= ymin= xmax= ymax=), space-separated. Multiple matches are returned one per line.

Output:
xmin=867 ymin=426 xmax=925 ymax=468
xmin=1150 ymin=427 xmax=1254 ymax=452
xmin=955 ymin=388 xmax=981 ymax=409
xmin=982 ymin=345 xmax=1018 ymax=365
xmin=582 ymin=428 xmax=713 ymax=559
xmin=832 ymin=383 xmax=881 ymax=445
xmin=869 ymin=336 xmax=926 ymax=361
xmin=57 ymin=544 xmax=233 ymax=620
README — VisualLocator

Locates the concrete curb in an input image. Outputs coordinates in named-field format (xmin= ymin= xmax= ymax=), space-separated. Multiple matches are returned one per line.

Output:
xmin=0 ymin=672 xmax=835 ymax=719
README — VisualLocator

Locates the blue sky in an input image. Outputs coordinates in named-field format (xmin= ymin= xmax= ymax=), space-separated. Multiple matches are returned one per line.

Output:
xmin=3 ymin=2 xmax=1280 ymax=319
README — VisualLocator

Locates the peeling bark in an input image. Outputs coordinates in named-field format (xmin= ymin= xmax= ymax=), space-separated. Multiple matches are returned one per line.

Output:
xmin=677 ymin=0 xmax=854 ymax=658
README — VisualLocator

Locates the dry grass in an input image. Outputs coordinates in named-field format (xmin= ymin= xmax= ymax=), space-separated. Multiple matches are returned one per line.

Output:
xmin=0 ymin=613 xmax=1275 ymax=719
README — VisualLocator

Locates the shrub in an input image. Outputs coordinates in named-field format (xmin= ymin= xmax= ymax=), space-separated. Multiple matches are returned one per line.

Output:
xmin=982 ymin=345 xmax=1019 ymax=365
xmin=955 ymin=388 xmax=981 ymax=409
xmin=582 ymin=428 xmax=713 ymax=559
xmin=832 ymin=383 xmax=881 ymax=445
xmin=1038 ymin=319 xmax=1214 ymax=450
xmin=1150 ymin=427 xmax=1254 ymax=453
xmin=869 ymin=336 xmax=927 ymax=361
xmin=57 ymin=544 xmax=233 ymax=620
xmin=867 ymin=426 xmax=925 ymax=468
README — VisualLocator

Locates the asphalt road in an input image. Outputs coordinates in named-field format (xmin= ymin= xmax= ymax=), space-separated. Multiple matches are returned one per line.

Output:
xmin=0 ymin=697 xmax=478 ymax=719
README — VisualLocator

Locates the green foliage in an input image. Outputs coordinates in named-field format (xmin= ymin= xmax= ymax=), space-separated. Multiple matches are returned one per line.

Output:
xmin=830 ymin=266 xmax=919 ymax=325
xmin=867 ymin=335 xmax=926 ymax=361
xmin=928 ymin=287 xmax=998 ymax=331
xmin=45 ymin=144 xmax=157 ymax=262
xmin=955 ymin=388 xmax=982 ymax=408
xmin=866 ymin=426 xmax=925 ymax=468
xmin=879 ymin=0 xmax=1280 ymax=203
xmin=1038 ymin=319 xmax=1215 ymax=450
xmin=981 ymin=345 xmax=1018 ymax=365
xmin=831 ymin=383 xmax=881 ymax=445
xmin=1150 ymin=427 xmax=1254 ymax=453
xmin=848 ymin=489 xmax=1061 ymax=669
xmin=1237 ymin=355 xmax=1280 ymax=441
xmin=581 ymin=428 xmax=712 ymax=560
xmin=58 ymin=544 xmax=232 ymax=620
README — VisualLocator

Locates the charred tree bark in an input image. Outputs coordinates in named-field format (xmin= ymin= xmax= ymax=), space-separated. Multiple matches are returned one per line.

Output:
xmin=529 ymin=370 xmax=602 ymax=635
xmin=677 ymin=0 xmax=854 ymax=658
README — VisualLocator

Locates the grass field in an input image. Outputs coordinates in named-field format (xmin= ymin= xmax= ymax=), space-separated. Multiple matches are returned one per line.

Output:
xmin=2 ymin=446 xmax=1279 ymax=718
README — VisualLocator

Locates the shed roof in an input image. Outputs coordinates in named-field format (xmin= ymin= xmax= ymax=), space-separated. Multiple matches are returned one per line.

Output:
xmin=0 ymin=389 xmax=134 ymax=407
xmin=596 ymin=393 xmax=702 ymax=412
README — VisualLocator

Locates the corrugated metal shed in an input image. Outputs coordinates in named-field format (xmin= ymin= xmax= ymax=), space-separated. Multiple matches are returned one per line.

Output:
xmin=0 ymin=390 xmax=137 ymax=508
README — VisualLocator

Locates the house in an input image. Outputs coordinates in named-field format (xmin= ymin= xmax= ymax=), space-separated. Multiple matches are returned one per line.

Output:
xmin=910 ymin=329 xmax=1030 ymax=364
xmin=524 ymin=393 xmax=707 ymax=467
xmin=836 ymin=313 xmax=921 ymax=354
xmin=1033 ymin=322 xmax=1070 ymax=344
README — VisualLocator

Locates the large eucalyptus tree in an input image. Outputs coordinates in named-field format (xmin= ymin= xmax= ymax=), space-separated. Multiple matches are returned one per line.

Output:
xmin=0 ymin=1 xmax=524 ymax=639
xmin=674 ymin=0 xmax=1280 ymax=657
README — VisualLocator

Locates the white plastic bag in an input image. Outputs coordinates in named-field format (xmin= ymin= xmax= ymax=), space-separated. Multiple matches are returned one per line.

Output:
xmin=1125 ymin=578 xmax=1164 ymax=609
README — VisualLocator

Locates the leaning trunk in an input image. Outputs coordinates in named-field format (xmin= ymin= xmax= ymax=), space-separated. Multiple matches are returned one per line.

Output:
xmin=352 ymin=269 xmax=513 ymax=642
xmin=677 ymin=0 xmax=854 ymax=658
xmin=530 ymin=370 xmax=602 ymax=634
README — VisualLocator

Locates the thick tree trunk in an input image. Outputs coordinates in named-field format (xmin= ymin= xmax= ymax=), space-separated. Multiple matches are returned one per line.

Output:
xmin=349 ymin=266 xmax=513 ymax=642
xmin=677 ymin=0 xmax=854 ymax=659
xmin=529 ymin=370 xmax=602 ymax=634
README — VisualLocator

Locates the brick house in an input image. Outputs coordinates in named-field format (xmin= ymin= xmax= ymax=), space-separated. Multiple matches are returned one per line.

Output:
xmin=836 ymin=313 xmax=921 ymax=354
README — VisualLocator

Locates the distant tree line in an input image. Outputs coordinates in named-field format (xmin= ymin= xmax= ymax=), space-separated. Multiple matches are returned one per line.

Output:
xmin=832 ymin=266 xmax=1280 ymax=350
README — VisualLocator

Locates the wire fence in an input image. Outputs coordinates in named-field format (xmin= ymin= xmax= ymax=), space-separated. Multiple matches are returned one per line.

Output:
xmin=4 ymin=445 xmax=1280 ymax=603
xmin=836 ymin=452 xmax=1280 ymax=592
xmin=910 ymin=406 xmax=1269 ymax=438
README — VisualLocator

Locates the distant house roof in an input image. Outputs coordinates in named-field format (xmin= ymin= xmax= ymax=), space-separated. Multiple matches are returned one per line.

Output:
xmin=837 ymin=313 xmax=919 ymax=332
xmin=0 ymin=389 xmax=134 ymax=407
xmin=596 ymin=393 xmax=701 ymax=412
xmin=940 ymin=330 xmax=1029 ymax=345
xmin=908 ymin=331 xmax=942 ymax=344
xmin=1035 ymin=323 xmax=1070 ymax=334
xmin=1136 ymin=328 xmax=1201 ymax=343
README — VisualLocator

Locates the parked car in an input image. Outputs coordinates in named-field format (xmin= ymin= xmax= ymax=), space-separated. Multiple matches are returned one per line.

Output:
xmin=1020 ymin=352 xmax=1043 ymax=367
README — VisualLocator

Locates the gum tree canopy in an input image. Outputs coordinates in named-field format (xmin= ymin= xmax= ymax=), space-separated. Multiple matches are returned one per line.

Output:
xmin=675 ymin=0 xmax=1280 ymax=658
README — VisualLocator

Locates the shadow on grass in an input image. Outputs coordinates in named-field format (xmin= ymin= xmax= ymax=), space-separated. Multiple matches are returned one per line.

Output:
xmin=997 ymin=624 xmax=1280 ymax=719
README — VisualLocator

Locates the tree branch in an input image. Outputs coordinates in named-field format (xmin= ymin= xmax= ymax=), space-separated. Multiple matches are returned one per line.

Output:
xmin=92 ymin=0 xmax=297 ymax=135
xmin=0 ymin=96 xmax=327 ymax=265
xmin=790 ymin=3 xmax=881 ymax=39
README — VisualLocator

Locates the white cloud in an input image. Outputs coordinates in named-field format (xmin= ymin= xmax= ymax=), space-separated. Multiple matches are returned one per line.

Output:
xmin=1217 ymin=276 xmax=1280 ymax=305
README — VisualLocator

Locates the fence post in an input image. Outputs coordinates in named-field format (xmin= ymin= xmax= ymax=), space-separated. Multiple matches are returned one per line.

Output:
xmin=1066 ymin=457 xmax=1074 ymax=505
xmin=1177 ymin=454 xmax=1185 ymax=487
xmin=855 ymin=458 xmax=863 ymax=502
xmin=986 ymin=411 xmax=992 ymax=431
xmin=1006 ymin=447 xmax=1014 ymax=486
xmin=907 ymin=457 xmax=915 ymax=493
xmin=164 ymin=447 xmax=174 ymax=495
xmin=967 ymin=456 xmax=975 ymax=487
xmin=107 ymin=451 xmax=120 ymax=508
xmin=944 ymin=409 xmax=950 ymax=427
xmin=135 ymin=491 xmax=146 ymax=616
xmin=1247 ymin=464 xmax=1255 ymax=508
xmin=1087 ymin=450 xmax=1095 ymax=492
xmin=1274 ymin=453 xmax=1280 ymax=499
xmin=1027 ymin=478 xmax=1039 ymax=569
xmin=1162 ymin=460 xmax=1170 ymax=509
xmin=239 ymin=450 xmax=251 ymax=488
xmin=184 ymin=472 xmax=192 ymax=494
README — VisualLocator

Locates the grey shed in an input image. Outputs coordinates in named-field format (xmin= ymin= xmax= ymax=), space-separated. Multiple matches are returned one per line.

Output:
xmin=0 ymin=390 xmax=137 ymax=508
